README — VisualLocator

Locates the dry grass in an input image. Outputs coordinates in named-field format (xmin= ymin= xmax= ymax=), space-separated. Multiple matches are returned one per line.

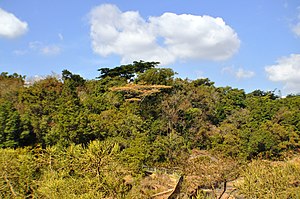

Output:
xmin=128 ymin=171 xmax=180 ymax=199
xmin=235 ymin=156 xmax=300 ymax=198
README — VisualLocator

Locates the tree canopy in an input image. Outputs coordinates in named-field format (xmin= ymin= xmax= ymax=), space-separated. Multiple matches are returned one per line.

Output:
xmin=97 ymin=60 xmax=160 ymax=80
xmin=1 ymin=63 xmax=300 ymax=198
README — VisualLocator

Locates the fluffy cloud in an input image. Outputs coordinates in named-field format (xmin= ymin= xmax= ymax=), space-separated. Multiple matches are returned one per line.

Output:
xmin=89 ymin=4 xmax=240 ymax=65
xmin=0 ymin=8 xmax=28 ymax=39
xmin=265 ymin=54 xmax=300 ymax=94
xmin=222 ymin=66 xmax=255 ymax=79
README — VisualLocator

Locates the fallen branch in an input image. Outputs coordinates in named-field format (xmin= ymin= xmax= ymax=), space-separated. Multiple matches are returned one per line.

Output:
xmin=168 ymin=176 xmax=183 ymax=199
xmin=151 ymin=189 xmax=174 ymax=197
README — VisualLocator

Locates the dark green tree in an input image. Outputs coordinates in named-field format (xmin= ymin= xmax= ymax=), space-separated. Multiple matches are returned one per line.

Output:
xmin=62 ymin=69 xmax=85 ymax=88
xmin=97 ymin=60 xmax=159 ymax=80
xmin=0 ymin=101 xmax=22 ymax=148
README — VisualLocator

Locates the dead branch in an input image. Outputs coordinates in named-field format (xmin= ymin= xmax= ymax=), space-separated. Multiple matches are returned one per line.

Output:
xmin=151 ymin=189 xmax=174 ymax=197
xmin=218 ymin=180 xmax=227 ymax=199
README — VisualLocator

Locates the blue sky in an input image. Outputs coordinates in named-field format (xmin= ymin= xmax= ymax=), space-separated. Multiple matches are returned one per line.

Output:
xmin=0 ymin=0 xmax=300 ymax=95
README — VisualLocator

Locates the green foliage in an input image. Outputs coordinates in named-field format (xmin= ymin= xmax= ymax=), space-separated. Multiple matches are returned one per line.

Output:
xmin=82 ymin=77 xmax=126 ymax=113
xmin=135 ymin=67 xmax=176 ymax=85
xmin=1 ymin=64 xmax=300 ymax=197
xmin=0 ymin=101 xmax=23 ymax=148
xmin=62 ymin=69 xmax=85 ymax=88
xmin=214 ymin=87 xmax=246 ymax=124
xmin=88 ymin=104 xmax=144 ymax=139
xmin=2 ymin=65 xmax=299 ymax=160
xmin=191 ymin=78 xmax=215 ymax=87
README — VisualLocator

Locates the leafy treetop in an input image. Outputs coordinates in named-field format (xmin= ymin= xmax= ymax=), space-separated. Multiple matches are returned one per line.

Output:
xmin=62 ymin=69 xmax=85 ymax=87
xmin=0 ymin=72 xmax=25 ymax=81
xmin=97 ymin=60 xmax=160 ymax=80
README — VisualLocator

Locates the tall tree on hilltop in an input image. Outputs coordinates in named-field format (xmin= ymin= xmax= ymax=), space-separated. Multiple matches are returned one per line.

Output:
xmin=97 ymin=60 xmax=160 ymax=80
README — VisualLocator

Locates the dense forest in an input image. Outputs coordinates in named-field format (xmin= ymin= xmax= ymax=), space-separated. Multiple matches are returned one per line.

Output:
xmin=1 ymin=61 xmax=300 ymax=198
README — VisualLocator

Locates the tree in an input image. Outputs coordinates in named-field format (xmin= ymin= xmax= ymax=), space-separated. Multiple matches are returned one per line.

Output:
xmin=45 ymin=75 xmax=91 ymax=146
xmin=97 ymin=60 xmax=159 ymax=80
xmin=0 ymin=101 xmax=22 ymax=148
xmin=0 ymin=72 xmax=24 ymax=102
xmin=135 ymin=68 xmax=176 ymax=85
xmin=248 ymin=89 xmax=279 ymax=100
xmin=19 ymin=77 xmax=63 ymax=145
xmin=191 ymin=78 xmax=215 ymax=87
xmin=62 ymin=69 xmax=85 ymax=88
xmin=214 ymin=87 xmax=246 ymax=124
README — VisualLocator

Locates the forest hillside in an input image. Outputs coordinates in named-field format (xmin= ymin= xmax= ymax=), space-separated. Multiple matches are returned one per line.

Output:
xmin=1 ymin=61 xmax=300 ymax=198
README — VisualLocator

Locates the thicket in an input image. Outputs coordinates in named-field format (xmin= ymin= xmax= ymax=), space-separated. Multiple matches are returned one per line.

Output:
xmin=1 ymin=62 xmax=300 ymax=198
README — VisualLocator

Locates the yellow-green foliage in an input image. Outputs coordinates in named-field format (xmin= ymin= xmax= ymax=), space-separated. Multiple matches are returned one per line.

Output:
xmin=1 ymin=144 xmax=300 ymax=198
xmin=0 ymin=148 xmax=39 ymax=198
xmin=236 ymin=158 xmax=300 ymax=198
xmin=0 ymin=140 xmax=133 ymax=199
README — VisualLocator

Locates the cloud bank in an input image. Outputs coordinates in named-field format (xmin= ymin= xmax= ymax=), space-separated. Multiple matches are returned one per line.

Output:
xmin=30 ymin=41 xmax=62 ymax=56
xmin=235 ymin=68 xmax=255 ymax=79
xmin=14 ymin=41 xmax=62 ymax=56
xmin=222 ymin=66 xmax=255 ymax=79
xmin=0 ymin=8 xmax=28 ymax=39
xmin=89 ymin=4 xmax=240 ymax=65
xmin=265 ymin=54 xmax=300 ymax=94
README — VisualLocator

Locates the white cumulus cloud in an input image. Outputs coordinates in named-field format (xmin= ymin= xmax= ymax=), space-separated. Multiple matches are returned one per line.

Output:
xmin=0 ymin=8 xmax=28 ymax=39
xmin=265 ymin=54 xmax=300 ymax=94
xmin=89 ymin=4 xmax=240 ymax=65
